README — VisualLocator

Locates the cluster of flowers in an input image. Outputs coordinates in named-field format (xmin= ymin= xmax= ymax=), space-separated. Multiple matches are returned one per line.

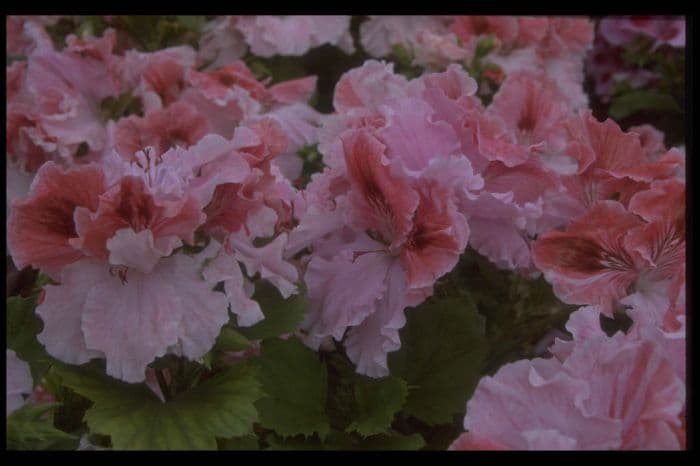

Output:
xmin=587 ymin=16 xmax=685 ymax=102
xmin=6 ymin=16 xmax=686 ymax=450
xmin=358 ymin=16 xmax=594 ymax=108
xmin=6 ymin=23 xmax=317 ymax=383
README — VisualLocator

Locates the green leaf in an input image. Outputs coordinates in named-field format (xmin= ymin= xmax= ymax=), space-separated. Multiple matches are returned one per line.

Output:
xmin=256 ymin=337 xmax=330 ymax=437
xmin=265 ymin=433 xmax=332 ymax=450
xmin=346 ymin=375 xmax=407 ymax=436
xmin=219 ymin=435 xmax=259 ymax=450
xmin=76 ymin=16 xmax=108 ymax=39
xmin=391 ymin=44 xmax=415 ymax=69
xmin=265 ymin=430 xmax=425 ymax=451
xmin=356 ymin=432 xmax=426 ymax=450
xmin=609 ymin=90 xmax=682 ymax=120
xmin=52 ymin=362 xmax=263 ymax=450
xmin=214 ymin=327 xmax=252 ymax=353
xmin=6 ymin=295 xmax=55 ymax=384
xmin=475 ymin=35 xmax=497 ymax=58
xmin=388 ymin=295 xmax=487 ymax=425
xmin=7 ymin=403 xmax=78 ymax=450
xmin=175 ymin=15 xmax=206 ymax=33
xmin=237 ymin=281 xmax=307 ymax=340
xmin=99 ymin=92 xmax=143 ymax=122
xmin=324 ymin=351 xmax=359 ymax=431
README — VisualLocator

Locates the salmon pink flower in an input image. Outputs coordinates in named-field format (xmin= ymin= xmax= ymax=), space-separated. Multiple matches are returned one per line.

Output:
xmin=7 ymin=162 xmax=106 ymax=279
xmin=111 ymin=101 xmax=210 ymax=160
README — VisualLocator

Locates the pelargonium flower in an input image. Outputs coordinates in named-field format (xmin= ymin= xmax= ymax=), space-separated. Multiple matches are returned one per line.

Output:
xmin=359 ymin=16 xmax=455 ymax=66
xmin=197 ymin=15 xmax=354 ymax=71
xmin=7 ymin=162 xmax=107 ymax=279
xmin=556 ymin=110 xmax=683 ymax=215
xmin=113 ymin=42 xmax=321 ymax=182
xmin=121 ymin=45 xmax=197 ymax=113
xmin=451 ymin=15 xmax=520 ymax=51
xmin=532 ymin=178 xmax=685 ymax=316
xmin=235 ymin=15 xmax=355 ymax=57
xmin=7 ymin=350 xmax=33 ymax=417
xmin=7 ymin=29 xmax=121 ymax=173
xmin=599 ymin=16 xmax=685 ymax=49
xmin=450 ymin=306 xmax=685 ymax=450
xmin=197 ymin=16 xmax=247 ymax=71
xmin=358 ymin=16 xmax=593 ymax=108
xmin=292 ymin=122 xmax=479 ymax=376
xmin=110 ymin=101 xmax=210 ymax=160
xmin=6 ymin=15 xmax=56 ymax=57
xmin=11 ymin=128 xmax=299 ymax=383
xmin=319 ymin=60 xmax=582 ymax=275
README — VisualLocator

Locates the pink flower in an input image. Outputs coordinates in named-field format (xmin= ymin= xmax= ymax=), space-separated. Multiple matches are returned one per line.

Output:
xmin=515 ymin=17 xmax=550 ymax=48
xmin=400 ymin=172 xmax=469 ymax=290
xmin=539 ymin=17 xmax=594 ymax=56
xmin=111 ymin=101 xmax=210 ymax=160
xmin=7 ymin=37 xmax=120 ymax=169
xmin=36 ymin=254 xmax=229 ymax=383
xmin=7 ymin=162 xmax=106 ymax=279
xmin=533 ymin=177 xmax=685 ymax=317
xmin=6 ymin=16 xmax=54 ymax=57
xmin=412 ymin=30 xmax=468 ymax=69
xmin=294 ymin=127 xmax=476 ymax=376
xmin=197 ymin=16 xmax=247 ymax=71
xmin=461 ymin=159 xmax=562 ymax=271
xmin=72 ymin=175 xmax=204 ymax=273
xmin=532 ymin=201 xmax=647 ymax=315
xmin=376 ymin=96 xmax=462 ymax=173
xmin=600 ymin=16 xmax=685 ymax=49
xmin=479 ymin=71 xmax=571 ymax=167
xmin=122 ymin=46 xmax=196 ymax=112
xmin=451 ymin=16 xmax=520 ymax=50
xmin=360 ymin=16 xmax=450 ymax=58
xmin=23 ymin=133 xmax=296 ymax=383
xmin=201 ymin=120 xmax=296 ymax=241
xmin=629 ymin=124 xmax=666 ymax=161
xmin=236 ymin=16 xmax=355 ymax=57
xmin=624 ymin=178 xmax=685 ymax=301
xmin=333 ymin=60 xmax=409 ymax=115
xmin=559 ymin=110 xmax=660 ymax=212
xmin=452 ymin=306 xmax=685 ymax=450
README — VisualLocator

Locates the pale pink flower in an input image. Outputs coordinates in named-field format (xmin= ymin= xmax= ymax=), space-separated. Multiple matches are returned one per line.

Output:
xmin=236 ymin=16 xmax=355 ymax=57
xmin=412 ymin=30 xmax=469 ymax=69
xmin=539 ymin=17 xmax=595 ymax=56
xmin=36 ymin=254 xmax=229 ymax=383
xmin=8 ymin=35 xmax=120 ymax=169
xmin=452 ymin=306 xmax=685 ymax=450
xmin=7 ymin=350 xmax=33 ymax=417
xmin=197 ymin=16 xmax=247 ymax=71
xmin=295 ymin=128 xmax=477 ymax=376
xmin=25 ymin=133 xmax=297 ymax=383
xmin=360 ymin=16 xmax=450 ymax=58
xmin=333 ymin=60 xmax=409 ymax=114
